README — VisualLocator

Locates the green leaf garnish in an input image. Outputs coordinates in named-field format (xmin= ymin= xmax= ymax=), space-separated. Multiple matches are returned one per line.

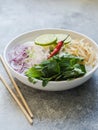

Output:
xmin=25 ymin=53 xmax=86 ymax=87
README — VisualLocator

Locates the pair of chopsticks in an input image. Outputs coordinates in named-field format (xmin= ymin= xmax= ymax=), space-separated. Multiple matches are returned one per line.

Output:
xmin=0 ymin=55 xmax=33 ymax=124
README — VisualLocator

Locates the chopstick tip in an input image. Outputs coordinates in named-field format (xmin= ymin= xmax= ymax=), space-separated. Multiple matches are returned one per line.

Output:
xmin=30 ymin=119 xmax=33 ymax=125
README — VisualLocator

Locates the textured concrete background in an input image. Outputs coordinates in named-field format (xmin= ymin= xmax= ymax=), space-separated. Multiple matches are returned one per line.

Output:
xmin=0 ymin=0 xmax=98 ymax=130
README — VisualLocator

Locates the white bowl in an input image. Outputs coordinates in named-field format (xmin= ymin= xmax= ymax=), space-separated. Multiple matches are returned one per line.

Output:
xmin=4 ymin=29 xmax=98 ymax=91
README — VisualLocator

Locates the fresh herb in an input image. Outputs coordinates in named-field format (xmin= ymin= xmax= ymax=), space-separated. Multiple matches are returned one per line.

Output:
xmin=25 ymin=53 xmax=86 ymax=87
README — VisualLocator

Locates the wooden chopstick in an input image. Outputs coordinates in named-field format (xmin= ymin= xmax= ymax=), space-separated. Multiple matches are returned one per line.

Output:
xmin=0 ymin=74 xmax=33 ymax=124
xmin=0 ymin=55 xmax=33 ymax=118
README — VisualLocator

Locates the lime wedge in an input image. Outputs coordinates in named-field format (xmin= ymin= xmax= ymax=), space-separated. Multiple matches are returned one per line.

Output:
xmin=55 ymin=34 xmax=71 ymax=44
xmin=35 ymin=34 xmax=57 ymax=46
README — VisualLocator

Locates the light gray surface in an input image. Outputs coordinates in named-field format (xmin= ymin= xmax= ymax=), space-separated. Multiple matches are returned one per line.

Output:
xmin=0 ymin=0 xmax=98 ymax=130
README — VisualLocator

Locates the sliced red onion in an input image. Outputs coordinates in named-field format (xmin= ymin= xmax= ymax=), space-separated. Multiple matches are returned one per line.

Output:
xmin=9 ymin=45 xmax=29 ymax=73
